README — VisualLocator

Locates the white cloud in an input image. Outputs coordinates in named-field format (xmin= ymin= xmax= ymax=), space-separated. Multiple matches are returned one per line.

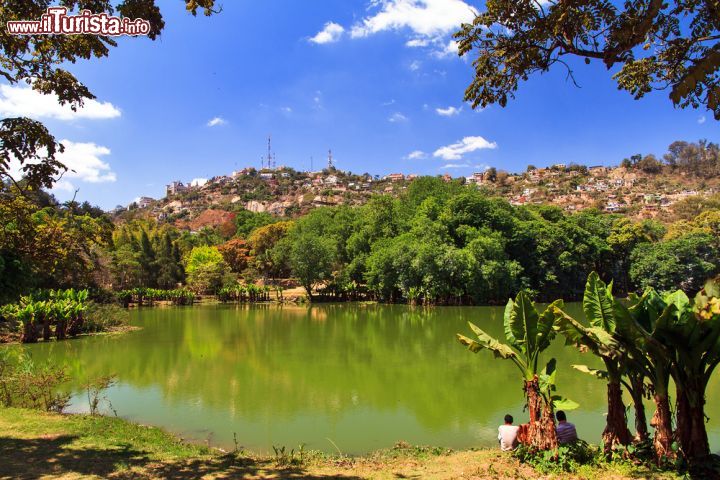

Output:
xmin=406 ymin=38 xmax=429 ymax=47
xmin=309 ymin=22 xmax=345 ymax=44
xmin=440 ymin=163 xmax=470 ymax=169
xmin=0 ymin=83 xmax=120 ymax=121
xmin=698 ymin=115 xmax=706 ymax=125
xmin=207 ymin=117 xmax=227 ymax=127
xmin=281 ymin=106 xmax=293 ymax=114
xmin=350 ymin=0 xmax=477 ymax=39
xmin=436 ymin=105 xmax=461 ymax=116
xmin=433 ymin=136 xmax=497 ymax=160
xmin=58 ymin=140 xmax=116 ymax=184
xmin=405 ymin=150 xmax=427 ymax=160
xmin=190 ymin=178 xmax=208 ymax=187
xmin=388 ymin=112 xmax=408 ymax=123
xmin=382 ymin=99 xmax=396 ymax=106
xmin=409 ymin=60 xmax=422 ymax=71
xmin=9 ymin=140 xmax=117 ymax=192
xmin=433 ymin=39 xmax=459 ymax=58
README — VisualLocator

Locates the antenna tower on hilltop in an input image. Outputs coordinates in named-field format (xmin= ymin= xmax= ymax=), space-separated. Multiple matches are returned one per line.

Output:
xmin=262 ymin=135 xmax=276 ymax=170
xmin=327 ymin=149 xmax=334 ymax=170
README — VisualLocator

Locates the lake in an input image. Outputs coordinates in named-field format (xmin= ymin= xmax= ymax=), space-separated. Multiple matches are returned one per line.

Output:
xmin=11 ymin=303 xmax=720 ymax=454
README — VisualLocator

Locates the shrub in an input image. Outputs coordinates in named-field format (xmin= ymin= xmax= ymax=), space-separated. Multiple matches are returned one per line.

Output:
xmin=0 ymin=350 xmax=70 ymax=412
xmin=513 ymin=440 xmax=600 ymax=474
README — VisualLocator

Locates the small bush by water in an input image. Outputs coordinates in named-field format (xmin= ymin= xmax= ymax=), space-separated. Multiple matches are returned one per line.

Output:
xmin=0 ymin=350 xmax=70 ymax=412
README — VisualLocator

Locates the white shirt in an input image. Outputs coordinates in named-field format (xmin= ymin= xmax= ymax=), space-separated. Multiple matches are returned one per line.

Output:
xmin=498 ymin=424 xmax=520 ymax=451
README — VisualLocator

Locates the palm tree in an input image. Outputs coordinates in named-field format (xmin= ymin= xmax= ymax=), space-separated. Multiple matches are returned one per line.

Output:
xmin=458 ymin=291 xmax=574 ymax=450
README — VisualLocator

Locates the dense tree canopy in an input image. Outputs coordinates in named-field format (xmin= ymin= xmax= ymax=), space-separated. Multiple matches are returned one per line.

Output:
xmin=456 ymin=0 xmax=720 ymax=119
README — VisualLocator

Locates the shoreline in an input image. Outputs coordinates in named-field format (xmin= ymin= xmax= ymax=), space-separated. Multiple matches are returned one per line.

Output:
xmin=0 ymin=324 xmax=141 ymax=345
xmin=0 ymin=407 xmax=679 ymax=479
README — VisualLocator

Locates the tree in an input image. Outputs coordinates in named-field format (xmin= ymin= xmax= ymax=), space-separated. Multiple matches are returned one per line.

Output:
xmin=615 ymin=289 xmax=679 ymax=462
xmin=456 ymin=0 xmax=720 ymax=119
xmin=137 ymin=230 xmax=157 ymax=287
xmin=289 ymin=230 xmax=335 ymax=300
xmin=458 ymin=292 xmax=575 ymax=450
xmin=553 ymin=273 xmax=635 ymax=455
xmin=0 ymin=1 xmax=218 ymax=191
xmin=185 ymin=246 xmax=229 ymax=294
xmin=234 ymin=209 xmax=277 ymax=238
xmin=111 ymin=244 xmax=141 ymax=289
xmin=630 ymin=233 xmax=719 ymax=293
xmin=661 ymin=283 xmax=720 ymax=465
xmin=155 ymin=232 xmax=182 ymax=289
xmin=247 ymin=221 xmax=293 ymax=278
xmin=217 ymin=238 xmax=253 ymax=274
xmin=664 ymin=140 xmax=720 ymax=177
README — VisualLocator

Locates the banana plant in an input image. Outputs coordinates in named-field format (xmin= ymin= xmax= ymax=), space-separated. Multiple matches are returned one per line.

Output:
xmin=458 ymin=291 xmax=575 ymax=451
xmin=612 ymin=288 xmax=677 ymax=463
xmin=552 ymin=272 xmax=635 ymax=455
xmin=659 ymin=281 xmax=720 ymax=464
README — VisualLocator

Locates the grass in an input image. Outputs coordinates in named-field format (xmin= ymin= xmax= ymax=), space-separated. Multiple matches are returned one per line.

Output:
xmin=0 ymin=407 xmax=682 ymax=479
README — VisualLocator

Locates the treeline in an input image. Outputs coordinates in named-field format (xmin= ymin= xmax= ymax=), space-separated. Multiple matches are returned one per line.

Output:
xmin=621 ymin=140 xmax=720 ymax=176
xmin=3 ymin=171 xmax=720 ymax=305
xmin=241 ymin=177 xmax=720 ymax=304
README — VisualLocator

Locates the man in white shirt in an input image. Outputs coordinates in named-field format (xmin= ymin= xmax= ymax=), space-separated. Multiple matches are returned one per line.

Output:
xmin=498 ymin=414 xmax=520 ymax=451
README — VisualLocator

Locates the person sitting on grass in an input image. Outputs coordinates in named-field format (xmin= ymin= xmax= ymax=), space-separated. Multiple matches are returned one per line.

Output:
xmin=498 ymin=414 xmax=520 ymax=451
xmin=556 ymin=410 xmax=578 ymax=444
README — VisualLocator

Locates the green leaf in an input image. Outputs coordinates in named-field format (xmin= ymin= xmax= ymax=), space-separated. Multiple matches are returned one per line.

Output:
xmin=552 ymin=396 xmax=579 ymax=411
xmin=583 ymin=272 xmax=616 ymax=332
xmin=538 ymin=358 xmax=558 ymax=394
xmin=458 ymin=323 xmax=527 ymax=374
xmin=505 ymin=291 xmax=539 ymax=355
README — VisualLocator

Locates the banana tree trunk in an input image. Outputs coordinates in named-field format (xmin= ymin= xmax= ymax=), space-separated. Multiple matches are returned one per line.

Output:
xmin=525 ymin=375 xmax=558 ymax=451
xmin=21 ymin=320 xmax=38 ymax=343
xmin=603 ymin=379 xmax=632 ymax=455
xmin=629 ymin=374 xmax=649 ymax=443
xmin=42 ymin=314 xmax=52 ymax=342
xmin=676 ymin=387 xmax=710 ymax=462
xmin=650 ymin=394 xmax=674 ymax=463
xmin=55 ymin=317 xmax=67 ymax=340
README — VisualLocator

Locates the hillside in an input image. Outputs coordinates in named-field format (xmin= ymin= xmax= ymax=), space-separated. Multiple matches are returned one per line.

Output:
xmin=114 ymin=141 xmax=720 ymax=230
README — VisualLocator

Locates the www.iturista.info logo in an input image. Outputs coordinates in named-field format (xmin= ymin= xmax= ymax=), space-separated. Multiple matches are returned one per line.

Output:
xmin=6 ymin=7 xmax=151 ymax=36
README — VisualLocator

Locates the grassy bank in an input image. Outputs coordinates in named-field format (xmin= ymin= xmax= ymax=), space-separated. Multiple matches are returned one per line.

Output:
xmin=0 ymin=407 xmax=680 ymax=479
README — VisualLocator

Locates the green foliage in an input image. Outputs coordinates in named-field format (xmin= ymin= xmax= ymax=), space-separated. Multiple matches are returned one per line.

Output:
xmin=0 ymin=350 xmax=70 ymax=412
xmin=0 ymin=289 xmax=92 ymax=342
xmin=217 ymin=283 xmax=272 ymax=303
xmin=514 ymin=440 xmax=601 ymax=474
xmin=455 ymin=0 xmax=720 ymax=118
xmin=117 ymin=288 xmax=195 ymax=306
xmin=234 ymin=209 xmax=278 ymax=238
xmin=185 ymin=246 xmax=230 ymax=294
xmin=458 ymin=291 xmax=574 ymax=410
xmin=630 ymin=233 xmax=719 ymax=293
xmin=287 ymin=219 xmax=337 ymax=299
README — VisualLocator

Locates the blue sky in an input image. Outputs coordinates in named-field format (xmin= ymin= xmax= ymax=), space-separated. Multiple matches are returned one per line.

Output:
xmin=2 ymin=0 xmax=716 ymax=209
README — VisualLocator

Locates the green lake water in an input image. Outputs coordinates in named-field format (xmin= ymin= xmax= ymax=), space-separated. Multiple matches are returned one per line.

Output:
xmin=10 ymin=303 xmax=720 ymax=454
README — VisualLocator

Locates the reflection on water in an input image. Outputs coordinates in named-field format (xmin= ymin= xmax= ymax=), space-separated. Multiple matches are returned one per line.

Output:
xmin=10 ymin=304 xmax=720 ymax=454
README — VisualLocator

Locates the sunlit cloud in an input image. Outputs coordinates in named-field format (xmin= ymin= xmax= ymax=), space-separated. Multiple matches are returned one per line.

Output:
xmin=0 ymin=83 xmax=120 ymax=121
xmin=388 ymin=112 xmax=409 ymax=123
xmin=207 ymin=117 xmax=227 ymax=127
xmin=309 ymin=22 xmax=345 ymax=44
xmin=434 ymin=136 xmax=497 ymax=160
